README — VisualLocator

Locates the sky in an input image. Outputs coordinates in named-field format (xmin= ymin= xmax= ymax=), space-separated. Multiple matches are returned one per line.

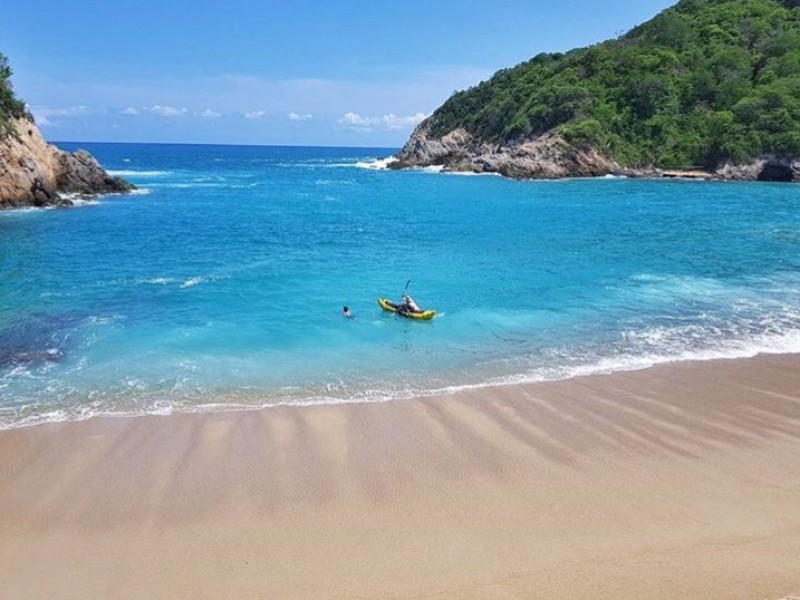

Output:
xmin=2 ymin=0 xmax=676 ymax=147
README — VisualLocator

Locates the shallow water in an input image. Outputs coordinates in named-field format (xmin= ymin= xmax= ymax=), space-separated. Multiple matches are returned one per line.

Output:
xmin=1 ymin=142 xmax=799 ymax=428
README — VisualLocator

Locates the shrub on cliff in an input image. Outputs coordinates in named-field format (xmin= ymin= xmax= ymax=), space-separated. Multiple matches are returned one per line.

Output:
xmin=0 ymin=52 xmax=29 ymax=135
xmin=427 ymin=0 xmax=800 ymax=169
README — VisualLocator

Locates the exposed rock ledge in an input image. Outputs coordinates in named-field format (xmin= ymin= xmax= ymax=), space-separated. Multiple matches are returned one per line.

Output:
xmin=392 ymin=120 xmax=800 ymax=182
xmin=392 ymin=122 xmax=620 ymax=179
xmin=0 ymin=117 xmax=132 ymax=208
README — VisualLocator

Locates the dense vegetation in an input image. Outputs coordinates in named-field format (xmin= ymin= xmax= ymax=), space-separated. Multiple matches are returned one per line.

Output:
xmin=428 ymin=0 xmax=800 ymax=169
xmin=0 ymin=51 xmax=28 ymax=135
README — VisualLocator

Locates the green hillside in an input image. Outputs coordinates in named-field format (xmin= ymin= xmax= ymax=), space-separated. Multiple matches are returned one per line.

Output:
xmin=427 ymin=0 xmax=800 ymax=169
xmin=0 ymin=51 xmax=28 ymax=134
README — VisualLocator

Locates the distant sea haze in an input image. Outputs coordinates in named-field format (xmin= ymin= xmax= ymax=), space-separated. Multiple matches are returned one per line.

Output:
xmin=1 ymin=142 xmax=800 ymax=429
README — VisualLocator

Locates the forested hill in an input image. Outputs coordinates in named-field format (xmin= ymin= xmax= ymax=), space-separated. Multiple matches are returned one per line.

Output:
xmin=421 ymin=0 xmax=800 ymax=170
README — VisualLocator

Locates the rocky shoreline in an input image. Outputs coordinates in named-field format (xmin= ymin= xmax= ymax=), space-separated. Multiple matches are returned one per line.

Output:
xmin=0 ymin=117 xmax=132 ymax=209
xmin=392 ymin=120 xmax=800 ymax=183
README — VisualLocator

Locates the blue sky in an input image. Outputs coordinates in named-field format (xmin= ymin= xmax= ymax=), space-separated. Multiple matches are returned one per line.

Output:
xmin=3 ymin=0 xmax=675 ymax=146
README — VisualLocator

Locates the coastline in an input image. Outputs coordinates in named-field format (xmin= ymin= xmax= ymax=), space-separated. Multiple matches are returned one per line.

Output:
xmin=0 ymin=118 xmax=133 ymax=209
xmin=379 ymin=154 xmax=794 ymax=183
xmin=1 ymin=353 xmax=799 ymax=599
xmin=387 ymin=158 xmax=793 ymax=183
xmin=390 ymin=122 xmax=800 ymax=183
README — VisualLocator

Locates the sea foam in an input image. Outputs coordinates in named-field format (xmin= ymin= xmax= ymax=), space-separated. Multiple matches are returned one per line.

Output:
xmin=354 ymin=156 xmax=398 ymax=170
xmin=106 ymin=169 xmax=172 ymax=177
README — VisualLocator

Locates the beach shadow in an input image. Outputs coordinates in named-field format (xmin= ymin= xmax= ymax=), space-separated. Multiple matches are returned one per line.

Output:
xmin=506 ymin=389 xmax=622 ymax=458
xmin=343 ymin=399 xmax=472 ymax=504
xmin=472 ymin=398 xmax=575 ymax=465
xmin=418 ymin=397 xmax=505 ymax=476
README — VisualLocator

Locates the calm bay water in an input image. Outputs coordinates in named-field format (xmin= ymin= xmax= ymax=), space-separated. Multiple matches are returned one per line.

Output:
xmin=1 ymin=142 xmax=800 ymax=428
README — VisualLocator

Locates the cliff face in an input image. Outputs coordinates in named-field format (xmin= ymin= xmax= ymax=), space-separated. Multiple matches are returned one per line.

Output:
xmin=393 ymin=121 xmax=622 ymax=179
xmin=394 ymin=119 xmax=800 ymax=182
xmin=716 ymin=157 xmax=800 ymax=182
xmin=0 ymin=117 xmax=131 ymax=208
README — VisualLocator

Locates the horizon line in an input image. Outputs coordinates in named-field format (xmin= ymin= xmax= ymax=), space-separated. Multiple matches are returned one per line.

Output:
xmin=52 ymin=139 xmax=402 ymax=151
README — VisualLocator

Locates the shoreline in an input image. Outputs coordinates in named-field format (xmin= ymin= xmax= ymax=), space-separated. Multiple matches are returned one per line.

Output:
xmin=389 ymin=161 xmax=788 ymax=183
xmin=4 ymin=346 xmax=800 ymax=432
xmin=380 ymin=155 xmax=800 ymax=183
xmin=1 ymin=353 xmax=799 ymax=598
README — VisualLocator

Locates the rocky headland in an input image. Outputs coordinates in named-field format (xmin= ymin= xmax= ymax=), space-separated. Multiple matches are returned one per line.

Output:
xmin=392 ymin=122 xmax=622 ymax=179
xmin=393 ymin=0 xmax=800 ymax=184
xmin=392 ymin=121 xmax=800 ymax=182
xmin=0 ymin=117 xmax=132 ymax=209
xmin=393 ymin=123 xmax=619 ymax=179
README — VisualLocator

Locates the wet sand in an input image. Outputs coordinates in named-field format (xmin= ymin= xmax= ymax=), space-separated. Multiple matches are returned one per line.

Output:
xmin=1 ymin=354 xmax=799 ymax=599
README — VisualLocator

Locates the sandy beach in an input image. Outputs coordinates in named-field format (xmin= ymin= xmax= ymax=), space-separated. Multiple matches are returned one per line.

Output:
xmin=1 ymin=354 xmax=799 ymax=599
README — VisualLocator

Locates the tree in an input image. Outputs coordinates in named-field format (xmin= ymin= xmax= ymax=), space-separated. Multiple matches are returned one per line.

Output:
xmin=425 ymin=0 xmax=800 ymax=169
xmin=0 ymin=51 xmax=28 ymax=133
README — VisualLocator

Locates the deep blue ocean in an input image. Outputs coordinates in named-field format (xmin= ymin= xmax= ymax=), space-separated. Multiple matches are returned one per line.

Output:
xmin=2 ymin=142 xmax=800 ymax=428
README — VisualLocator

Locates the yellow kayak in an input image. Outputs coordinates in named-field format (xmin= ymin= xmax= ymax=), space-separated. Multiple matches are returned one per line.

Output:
xmin=378 ymin=298 xmax=436 ymax=320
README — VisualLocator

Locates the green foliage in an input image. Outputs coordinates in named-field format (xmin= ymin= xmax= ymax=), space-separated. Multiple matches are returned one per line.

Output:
xmin=427 ymin=0 xmax=800 ymax=168
xmin=0 ymin=51 xmax=28 ymax=135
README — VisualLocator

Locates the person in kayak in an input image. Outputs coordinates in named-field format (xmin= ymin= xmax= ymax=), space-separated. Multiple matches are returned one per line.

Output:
xmin=398 ymin=294 xmax=421 ymax=314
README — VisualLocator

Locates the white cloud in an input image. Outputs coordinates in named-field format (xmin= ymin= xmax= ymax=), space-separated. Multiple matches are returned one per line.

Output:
xmin=124 ymin=106 xmax=219 ymax=118
xmin=288 ymin=112 xmax=313 ymax=121
xmin=146 ymin=105 xmax=187 ymax=117
xmin=339 ymin=112 xmax=377 ymax=129
xmin=244 ymin=110 xmax=267 ymax=120
xmin=29 ymin=106 xmax=90 ymax=127
xmin=31 ymin=105 xmax=90 ymax=118
xmin=19 ymin=65 xmax=489 ymax=142
xmin=339 ymin=111 xmax=429 ymax=132
xmin=382 ymin=112 xmax=428 ymax=130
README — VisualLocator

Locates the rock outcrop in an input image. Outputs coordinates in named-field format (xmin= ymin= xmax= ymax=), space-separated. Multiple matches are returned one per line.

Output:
xmin=394 ymin=119 xmax=800 ymax=182
xmin=0 ymin=117 xmax=132 ymax=208
xmin=392 ymin=120 xmax=623 ymax=179
xmin=716 ymin=157 xmax=800 ymax=182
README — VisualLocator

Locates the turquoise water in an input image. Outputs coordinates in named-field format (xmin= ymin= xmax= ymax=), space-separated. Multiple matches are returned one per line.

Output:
xmin=2 ymin=142 xmax=800 ymax=428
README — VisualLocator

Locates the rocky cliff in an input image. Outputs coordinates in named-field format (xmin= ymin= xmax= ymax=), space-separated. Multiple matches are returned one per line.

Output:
xmin=393 ymin=121 xmax=623 ymax=179
xmin=0 ymin=117 xmax=132 ymax=208
xmin=393 ymin=119 xmax=800 ymax=182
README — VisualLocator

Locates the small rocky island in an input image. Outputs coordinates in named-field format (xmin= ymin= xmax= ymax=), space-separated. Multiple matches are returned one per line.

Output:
xmin=394 ymin=0 xmax=800 ymax=182
xmin=0 ymin=54 xmax=132 ymax=208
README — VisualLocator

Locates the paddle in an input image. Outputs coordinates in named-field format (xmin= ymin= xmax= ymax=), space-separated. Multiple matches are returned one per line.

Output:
xmin=402 ymin=279 xmax=411 ymax=300
xmin=397 ymin=279 xmax=411 ymax=313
